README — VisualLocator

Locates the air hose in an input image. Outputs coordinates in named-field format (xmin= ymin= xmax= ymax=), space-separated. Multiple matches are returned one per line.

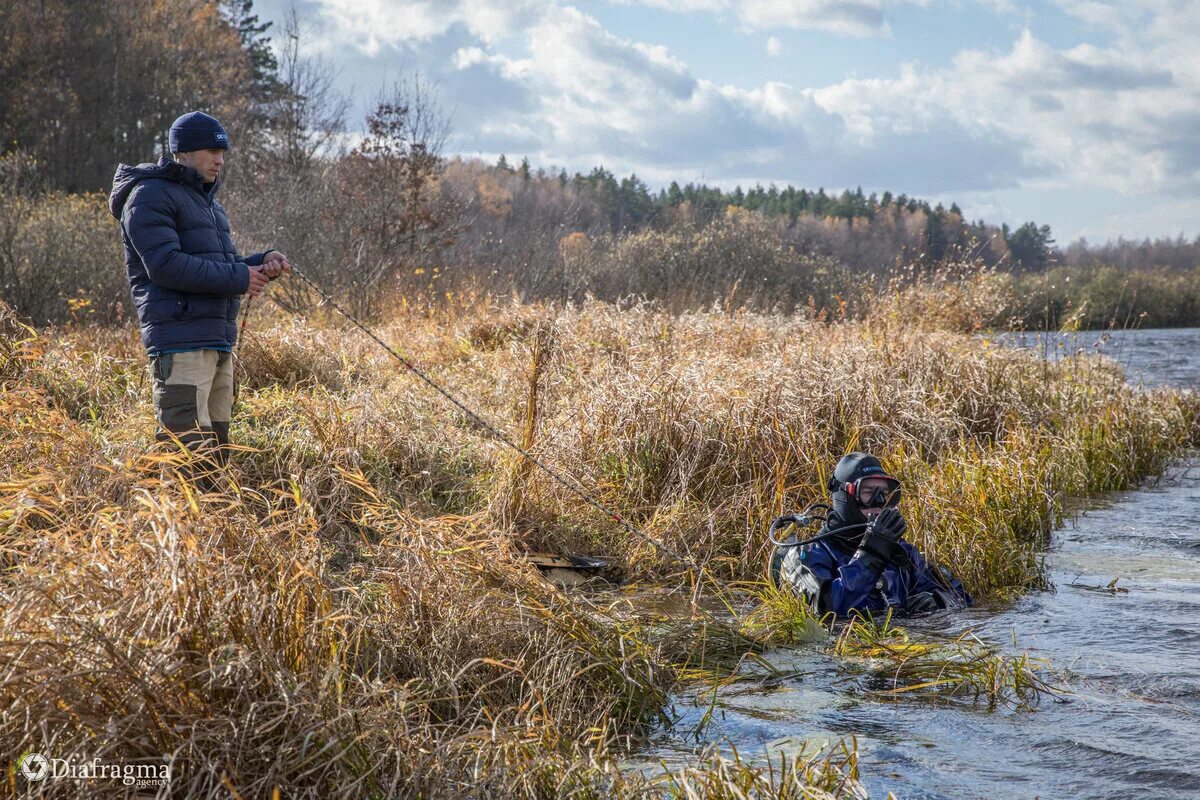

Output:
xmin=767 ymin=502 xmax=870 ymax=549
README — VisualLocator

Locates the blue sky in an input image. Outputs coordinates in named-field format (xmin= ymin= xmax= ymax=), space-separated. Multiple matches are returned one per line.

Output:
xmin=252 ymin=0 xmax=1200 ymax=244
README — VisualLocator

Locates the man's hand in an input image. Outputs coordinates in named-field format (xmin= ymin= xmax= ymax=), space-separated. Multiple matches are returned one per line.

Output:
xmin=853 ymin=507 xmax=908 ymax=572
xmin=261 ymin=250 xmax=292 ymax=279
xmin=247 ymin=266 xmax=270 ymax=297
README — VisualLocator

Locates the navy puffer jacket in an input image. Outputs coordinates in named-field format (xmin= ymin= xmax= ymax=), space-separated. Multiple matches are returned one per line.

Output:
xmin=109 ymin=157 xmax=269 ymax=353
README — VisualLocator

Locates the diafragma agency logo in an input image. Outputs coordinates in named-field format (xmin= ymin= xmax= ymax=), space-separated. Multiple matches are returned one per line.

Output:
xmin=19 ymin=752 xmax=49 ymax=781
xmin=17 ymin=752 xmax=170 ymax=788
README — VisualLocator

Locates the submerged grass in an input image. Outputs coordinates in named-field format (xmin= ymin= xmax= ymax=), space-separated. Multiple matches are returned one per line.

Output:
xmin=730 ymin=582 xmax=1062 ymax=712
xmin=0 ymin=289 xmax=1195 ymax=797
xmin=645 ymin=740 xmax=869 ymax=800
xmin=832 ymin=612 xmax=1064 ymax=711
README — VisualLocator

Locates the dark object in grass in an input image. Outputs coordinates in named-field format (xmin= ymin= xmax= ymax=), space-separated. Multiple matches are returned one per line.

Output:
xmin=529 ymin=552 xmax=610 ymax=586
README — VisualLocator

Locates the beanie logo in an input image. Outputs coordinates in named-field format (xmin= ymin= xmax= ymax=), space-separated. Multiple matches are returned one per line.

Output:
xmin=215 ymin=133 xmax=228 ymax=141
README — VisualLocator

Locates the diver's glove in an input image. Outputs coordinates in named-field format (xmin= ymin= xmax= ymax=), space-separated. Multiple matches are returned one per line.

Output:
xmin=853 ymin=507 xmax=907 ymax=572
xmin=904 ymin=591 xmax=939 ymax=614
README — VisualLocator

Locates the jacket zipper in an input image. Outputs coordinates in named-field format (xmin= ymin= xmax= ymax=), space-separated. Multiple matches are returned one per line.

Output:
xmin=194 ymin=188 xmax=234 ymax=311
xmin=190 ymin=181 xmax=218 ymax=229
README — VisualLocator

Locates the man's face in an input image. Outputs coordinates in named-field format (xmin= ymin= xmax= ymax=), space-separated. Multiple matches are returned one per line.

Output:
xmin=178 ymin=148 xmax=225 ymax=183
xmin=856 ymin=476 xmax=899 ymax=519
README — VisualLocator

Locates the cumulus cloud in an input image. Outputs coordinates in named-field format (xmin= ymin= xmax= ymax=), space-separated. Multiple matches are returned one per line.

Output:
xmin=1051 ymin=0 xmax=1142 ymax=32
xmin=962 ymin=33 xmax=1175 ymax=92
xmin=737 ymin=0 xmax=893 ymax=37
xmin=612 ymin=0 xmax=727 ymax=10
xmin=974 ymin=0 xmax=1019 ymax=14
xmin=766 ymin=35 xmax=783 ymax=56
xmin=308 ymin=0 xmax=546 ymax=54
xmin=287 ymin=0 xmax=1200 ymax=223
xmin=471 ymin=6 xmax=834 ymax=169
xmin=427 ymin=3 xmax=1044 ymax=193
xmin=617 ymin=0 xmax=920 ymax=37
xmin=812 ymin=22 xmax=1200 ymax=194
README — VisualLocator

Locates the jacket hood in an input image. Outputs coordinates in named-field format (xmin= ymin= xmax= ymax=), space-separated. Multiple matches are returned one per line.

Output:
xmin=109 ymin=157 xmax=217 ymax=219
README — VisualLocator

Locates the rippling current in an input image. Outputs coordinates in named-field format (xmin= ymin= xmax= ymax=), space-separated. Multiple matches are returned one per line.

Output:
xmin=632 ymin=328 xmax=1200 ymax=800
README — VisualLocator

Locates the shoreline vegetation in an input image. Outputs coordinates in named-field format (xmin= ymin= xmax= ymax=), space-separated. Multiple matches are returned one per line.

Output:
xmin=2 ymin=176 xmax=1200 ymax=331
xmin=2 ymin=283 xmax=1197 ymax=797
xmin=2 ymin=4 xmax=1197 ymax=796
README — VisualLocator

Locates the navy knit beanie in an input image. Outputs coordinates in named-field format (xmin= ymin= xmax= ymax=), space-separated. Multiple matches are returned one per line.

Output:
xmin=168 ymin=111 xmax=229 ymax=153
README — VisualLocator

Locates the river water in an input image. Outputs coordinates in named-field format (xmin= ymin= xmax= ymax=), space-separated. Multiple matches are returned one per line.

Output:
xmin=634 ymin=328 xmax=1200 ymax=799
xmin=1000 ymin=327 xmax=1200 ymax=388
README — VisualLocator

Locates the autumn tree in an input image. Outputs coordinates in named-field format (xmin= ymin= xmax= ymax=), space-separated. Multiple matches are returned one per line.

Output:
xmin=0 ymin=0 xmax=258 ymax=191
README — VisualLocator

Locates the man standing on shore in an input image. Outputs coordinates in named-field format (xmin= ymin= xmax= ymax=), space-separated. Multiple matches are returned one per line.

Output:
xmin=109 ymin=111 xmax=289 ymax=488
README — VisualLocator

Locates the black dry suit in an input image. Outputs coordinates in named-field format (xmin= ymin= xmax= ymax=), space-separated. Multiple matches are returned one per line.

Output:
xmin=774 ymin=453 xmax=972 ymax=617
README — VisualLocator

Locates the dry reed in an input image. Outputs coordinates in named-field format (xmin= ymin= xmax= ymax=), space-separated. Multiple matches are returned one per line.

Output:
xmin=0 ymin=286 xmax=1195 ymax=797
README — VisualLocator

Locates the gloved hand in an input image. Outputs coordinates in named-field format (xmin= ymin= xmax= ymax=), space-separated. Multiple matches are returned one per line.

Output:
xmin=853 ymin=506 xmax=907 ymax=572
xmin=904 ymin=591 xmax=939 ymax=615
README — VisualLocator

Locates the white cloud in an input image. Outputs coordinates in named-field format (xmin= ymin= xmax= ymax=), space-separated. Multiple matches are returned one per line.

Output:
xmin=1051 ymin=0 xmax=1139 ymax=32
xmin=612 ymin=0 xmax=728 ymax=9
xmin=973 ymin=0 xmax=1020 ymax=14
xmin=811 ymin=24 xmax=1200 ymax=195
xmin=616 ymin=0 xmax=929 ymax=37
xmin=453 ymin=46 xmax=488 ymax=69
xmin=287 ymin=0 xmax=1200 ymax=236
xmin=737 ymin=0 xmax=892 ymax=37
xmin=494 ymin=6 xmax=818 ymax=165
xmin=434 ymin=3 xmax=1038 ymax=195
xmin=309 ymin=0 xmax=547 ymax=54
xmin=452 ymin=45 xmax=532 ymax=78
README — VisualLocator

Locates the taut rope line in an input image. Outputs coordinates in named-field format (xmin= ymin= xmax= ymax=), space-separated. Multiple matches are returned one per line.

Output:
xmin=246 ymin=264 xmax=698 ymax=571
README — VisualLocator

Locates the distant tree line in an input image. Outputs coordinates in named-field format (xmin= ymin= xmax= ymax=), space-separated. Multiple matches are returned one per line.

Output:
xmin=476 ymin=155 xmax=1200 ymax=278
xmin=1061 ymin=235 xmax=1200 ymax=272
xmin=453 ymin=156 xmax=1089 ymax=276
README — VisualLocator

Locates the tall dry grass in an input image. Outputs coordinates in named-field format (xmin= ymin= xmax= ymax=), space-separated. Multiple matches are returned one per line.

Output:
xmin=0 ymin=285 xmax=1196 ymax=797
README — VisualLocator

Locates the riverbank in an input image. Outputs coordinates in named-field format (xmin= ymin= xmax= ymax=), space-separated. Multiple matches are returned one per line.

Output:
xmin=1 ymin=297 xmax=1196 ymax=797
xmin=639 ymin=452 xmax=1200 ymax=799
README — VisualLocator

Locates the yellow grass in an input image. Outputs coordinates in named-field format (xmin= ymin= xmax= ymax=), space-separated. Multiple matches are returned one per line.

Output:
xmin=0 ymin=288 xmax=1195 ymax=797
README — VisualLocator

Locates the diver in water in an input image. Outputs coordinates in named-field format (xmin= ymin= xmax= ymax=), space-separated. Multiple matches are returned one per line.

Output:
xmin=773 ymin=452 xmax=972 ymax=617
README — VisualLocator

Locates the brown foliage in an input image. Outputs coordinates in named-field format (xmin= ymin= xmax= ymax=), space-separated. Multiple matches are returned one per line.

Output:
xmin=0 ymin=0 xmax=254 ymax=192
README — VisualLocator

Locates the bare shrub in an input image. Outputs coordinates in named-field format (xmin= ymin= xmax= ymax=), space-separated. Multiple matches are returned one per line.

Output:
xmin=0 ymin=155 xmax=126 ymax=324
xmin=563 ymin=215 xmax=847 ymax=314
